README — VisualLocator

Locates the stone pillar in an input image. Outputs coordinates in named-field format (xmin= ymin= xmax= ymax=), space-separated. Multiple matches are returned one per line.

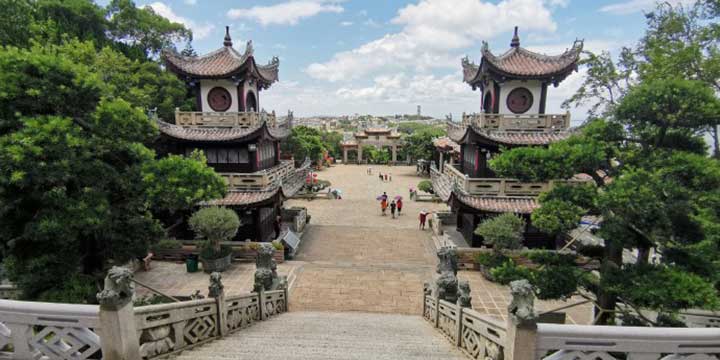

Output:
xmin=209 ymin=272 xmax=228 ymax=337
xmin=439 ymin=151 xmax=445 ymax=173
xmin=392 ymin=145 xmax=397 ymax=163
xmin=97 ymin=267 xmax=141 ymax=360
xmin=358 ymin=147 xmax=363 ymax=164
xmin=343 ymin=148 xmax=348 ymax=164
xmin=505 ymin=280 xmax=538 ymax=360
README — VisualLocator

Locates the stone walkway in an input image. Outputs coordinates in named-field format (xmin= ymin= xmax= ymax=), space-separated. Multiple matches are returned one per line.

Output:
xmin=174 ymin=311 xmax=467 ymax=360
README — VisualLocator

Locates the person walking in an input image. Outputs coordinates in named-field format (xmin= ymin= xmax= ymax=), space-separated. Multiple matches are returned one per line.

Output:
xmin=389 ymin=173 xmax=392 ymax=182
xmin=384 ymin=173 xmax=388 ymax=181
xmin=390 ymin=200 xmax=397 ymax=219
xmin=379 ymin=173 xmax=383 ymax=182
xmin=419 ymin=211 xmax=427 ymax=230
xmin=396 ymin=198 xmax=403 ymax=216
xmin=381 ymin=198 xmax=388 ymax=216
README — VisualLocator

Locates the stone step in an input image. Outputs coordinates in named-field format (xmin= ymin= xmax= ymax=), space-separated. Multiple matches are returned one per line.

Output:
xmin=173 ymin=311 xmax=467 ymax=360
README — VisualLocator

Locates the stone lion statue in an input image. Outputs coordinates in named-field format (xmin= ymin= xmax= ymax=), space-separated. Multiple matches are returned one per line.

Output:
xmin=431 ymin=246 xmax=460 ymax=302
xmin=457 ymin=280 xmax=472 ymax=308
xmin=97 ymin=266 xmax=134 ymax=307
xmin=508 ymin=279 xmax=537 ymax=324
xmin=254 ymin=243 xmax=285 ymax=292
xmin=208 ymin=272 xmax=224 ymax=298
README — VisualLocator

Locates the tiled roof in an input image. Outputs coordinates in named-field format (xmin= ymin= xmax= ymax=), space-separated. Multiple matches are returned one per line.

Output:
xmin=364 ymin=128 xmax=392 ymax=134
xmin=453 ymin=192 xmax=539 ymax=214
xmin=156 ymin=120 xmax=289 ymax=142
xmin=473 ymin=128 xmax=571 ymax=145
xmin=462 ymin=30 xmax=582 ymax=84
xmin=162 ymin=40 xmax=279 ymax=85
xmin=203 ymin=189 xmax=279 ymax=206
xmin=448 ymin=123 xmax=571 ymax=146
xmin=432 ymin=136 xmax=460 ymax=153
xmin=340 ymin=140 xmax=358 ymax=147
xmin=430 ymin=166 xmax=452 ymax=202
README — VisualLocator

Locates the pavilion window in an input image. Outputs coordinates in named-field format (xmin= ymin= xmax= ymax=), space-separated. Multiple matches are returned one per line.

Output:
xmin=228 ymin=148 xmax=239 ymax=163
xmin=217 ymin=148 xmax=229 ymax=163
xmin=205 ymin=149 xmax=218 ymax=163
xmin=238 ymin=148 xmax=249 ymax=163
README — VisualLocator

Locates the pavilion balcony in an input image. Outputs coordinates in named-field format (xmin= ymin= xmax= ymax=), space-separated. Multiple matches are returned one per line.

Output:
xmin=443 ymin=161 xmax=586 ymax=197
xmin=174 ymin=108 xmax=277 ymax=128
xmin=461 ymin=112 xmax=570 ymax=132
xmin=219 ymin=160 xmax=295 ymax=191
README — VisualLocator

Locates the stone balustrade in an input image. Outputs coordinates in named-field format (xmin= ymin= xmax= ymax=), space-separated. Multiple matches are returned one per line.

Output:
xmin=443 ymin=164 xmax=588 ymax=197
xmin=0 ymin=299 xmax=102 ymax=359
xmin=175 ymin=109 xmax=277 ymax=128
xmin=461 ymin=112 xmax=570 ymax=132
xmin=423 ymin=292 xmax=720 ymax=360
xmin=0 ymin=271 xmax=288 ymax=359
xmin=220 ymin=160 xmax=295 ymax=191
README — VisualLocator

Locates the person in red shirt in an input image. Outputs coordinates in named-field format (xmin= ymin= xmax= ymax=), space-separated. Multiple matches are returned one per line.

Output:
xmin=419 ymin=211 xmax=427 ymax=229
xmin=396 ymin=198 xmax=403 ymax=216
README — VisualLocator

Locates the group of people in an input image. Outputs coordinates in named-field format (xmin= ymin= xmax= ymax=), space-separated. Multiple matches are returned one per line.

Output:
xmin=378 ymin=192 xmax=402 ymax=219
xmin=378 ymin=172 xmax=392 ymax=182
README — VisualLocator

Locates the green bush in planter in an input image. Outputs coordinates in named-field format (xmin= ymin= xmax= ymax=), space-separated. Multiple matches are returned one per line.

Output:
xmin=152 ymin=238 xmax=183 ymax=251
xmin=532 ymin=265 xmax=578 ymax=300
xmin=417 ymin=180 xmax=433 ymax=194
xmin=189 ymin=207 xmax=240 ymax=260
xmin=490 ymin=260 xmax=534 ymax=285
xmin=474 ymin=213 xmax=525 ymax=253
xmin=474 ymin=252 xmax=509 ymax=268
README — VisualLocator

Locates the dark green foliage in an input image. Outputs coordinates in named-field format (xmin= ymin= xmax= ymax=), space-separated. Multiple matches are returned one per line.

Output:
xmin=533 ymin=265 xmax=580 ymax=300
xmin=525 ymin=250 xmax=576 ymax=267
xmin=400 ymin=126 xmax=446 ymax=161
xmin=474 ymin=252 xmax=509 ymax=268
xmin=189 ymin=207 xmax=240 ymax=257
xmin=474 ymin=214 xmax=525 ymax=252
xmin=417 ymin=180 xmax=433 ymax=193
xmin=283 ymin=126 xmax=326 ymax=164
xmin=490 ymin=260 xmax=533 ymax=285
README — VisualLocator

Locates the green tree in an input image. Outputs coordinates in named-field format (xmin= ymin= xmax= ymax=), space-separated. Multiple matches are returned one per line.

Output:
xmin=400 ymin=126 xmax=446 ymax=161
xmin=0 ymin=41 xmax=225 ymax=303
xmin=283 ymin=126 xmax=325 ymax=164
xmin=474 ymin=214 xmax=525 ymax=253
xmin=189 ymin=207 xmax=240 ymax=257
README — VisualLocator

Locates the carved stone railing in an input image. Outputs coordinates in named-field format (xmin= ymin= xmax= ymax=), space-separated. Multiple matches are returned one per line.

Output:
xmin=461 ymin=112 xmax=570 ymax=132
xmin=220 ymin=160 xmax=295 ymax=191
xmin=175 ymin=109 xmax=277 ymax=128
xmin=0 ymin=299 xmax=102 ymax=359
xmin=443 ymin=164 xmax=588 ymax=197
xmin=536 ymin=324 xmax=720 ymax=360
xmin=424 ymin=291 xmax=720 ymax=360
xmin=423 ymin=294 xmax=507 ymax=360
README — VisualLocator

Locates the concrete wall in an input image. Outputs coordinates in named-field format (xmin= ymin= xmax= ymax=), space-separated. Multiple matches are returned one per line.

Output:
xmin=498 ymin=80 xmax=542 ymax=115
xmin=200 ymin=79 xmax=239 ymax=112
xmin=243 ymin=82 xmax=259 ymax=111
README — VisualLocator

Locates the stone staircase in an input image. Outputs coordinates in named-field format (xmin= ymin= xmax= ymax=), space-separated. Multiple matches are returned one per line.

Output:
xmin=173 ymin=311 xmax=467 ymax=360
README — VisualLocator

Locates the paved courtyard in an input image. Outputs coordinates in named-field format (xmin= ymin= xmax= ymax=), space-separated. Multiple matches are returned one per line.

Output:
xmin=138 ymin=165 xmax=591 ymax=323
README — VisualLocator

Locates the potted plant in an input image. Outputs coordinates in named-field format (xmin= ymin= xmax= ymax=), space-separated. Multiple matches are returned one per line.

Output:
xmin=473 ymin=213 xmax=525 ymax=281
xmin=189 ymin=206 xmax=240 ymax=273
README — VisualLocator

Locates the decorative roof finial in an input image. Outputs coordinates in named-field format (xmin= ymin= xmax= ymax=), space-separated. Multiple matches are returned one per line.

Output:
xmin=223 ymin=26 xmax=232 ymax=47
xmin=510 ymin=26 xmax=520 ymax=48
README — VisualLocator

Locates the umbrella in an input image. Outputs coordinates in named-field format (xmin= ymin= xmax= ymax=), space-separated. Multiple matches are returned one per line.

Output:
xmin=332 ymin=189 xmax=343 ymax=195
xmin=376 ymin=194 xmax=388 ymax=200
xmin=394 ymin=195 xmax=403 ymax=200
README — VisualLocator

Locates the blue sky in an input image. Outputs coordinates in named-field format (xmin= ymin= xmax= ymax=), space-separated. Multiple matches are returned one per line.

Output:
xmin=136 ymin=0 xmax=688 ymax=119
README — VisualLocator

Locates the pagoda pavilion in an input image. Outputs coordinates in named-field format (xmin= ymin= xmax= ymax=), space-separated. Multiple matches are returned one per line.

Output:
xmin=157 ymin=27 xmax=310 ymax=242
xmin=431 ymin=27 xmax=586 ymax=248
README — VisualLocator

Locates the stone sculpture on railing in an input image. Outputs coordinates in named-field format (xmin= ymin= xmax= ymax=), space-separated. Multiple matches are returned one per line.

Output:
xmin=254 ymin=243 xmax=286 ymax=292
xmin=508 ymin=279 xmax=537 ymax=325
xmin=430 ymin=246 xmax=460 ymax=303
xmin=209 ymin=272 xmax=224 ymax=298
xmin=457 ymin=280 xmax=472 ymax=308
xmin=97 ymin=266 xmax=134 ymax=308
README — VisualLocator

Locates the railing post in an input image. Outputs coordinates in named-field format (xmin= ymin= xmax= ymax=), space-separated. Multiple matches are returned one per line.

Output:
xmin=505 ymin=280 xmax=538 ymax=360
xmin=283 ymin=284 xmax=289 ymax=313
xmin=209 ymin=272 xmax=228 ymax=337
xmin=259 ymin=289 xmax=266 ymax=321
xmin=97 ymin=267 xmax=141 ymax=360
xmin=455 ymin=305 xmax=463 ymax=346
xmin=434 ymin=296 xmax=440 ymax=328
xmin=499 ymin=179 xmax=506 ymax=196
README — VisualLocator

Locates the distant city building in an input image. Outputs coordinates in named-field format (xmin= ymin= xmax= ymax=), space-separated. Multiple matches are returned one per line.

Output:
xmin=417 ymin=105 xmax=421 ymax=116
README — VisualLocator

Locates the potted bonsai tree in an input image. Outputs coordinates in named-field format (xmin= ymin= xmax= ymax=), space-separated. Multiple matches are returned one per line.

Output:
xmin=189 ymin=206 xmax=240 ymax=273
xmin=473 ymin=213 xmax=525 ymax=280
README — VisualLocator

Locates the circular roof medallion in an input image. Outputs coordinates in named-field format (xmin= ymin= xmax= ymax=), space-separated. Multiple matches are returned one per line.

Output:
xmin=208 ymin=87 xmax=232 ymax=112
xmin=506 ymin=87 xmax=533 ymax=114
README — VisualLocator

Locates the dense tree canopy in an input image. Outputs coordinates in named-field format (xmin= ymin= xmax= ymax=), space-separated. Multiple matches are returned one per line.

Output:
xmin=0 ymin=0 xmax=223 ymax=302
xmin=400 ymin=125 xmax=446 ymax=162
xmin=491 ymin=79 xmax=720 ymax=324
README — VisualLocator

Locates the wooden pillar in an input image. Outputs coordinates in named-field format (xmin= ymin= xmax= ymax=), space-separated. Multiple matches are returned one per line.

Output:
xmin=392 ymin=145 xmax=397 ymax=163
xmin=439 ymin=151 xmax=445 ymax=173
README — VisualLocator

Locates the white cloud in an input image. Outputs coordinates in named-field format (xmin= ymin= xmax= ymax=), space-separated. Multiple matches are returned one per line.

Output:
xmin=227 ymin=0 xmax=344 ymax=26
xmin=599 ymin=0 xmax=693 ymax=15
xmin=340 ymin=21 xmax=353 ymax=26
xmin=184 ymin=0 xmax=196 ymax=5
xmin=363 ymin=18 xmax=381 ymax=28
xmin=306 ymin=0 xmax=558 ymax=82
xmin=145 ymin=2 xmax=214 ymax=39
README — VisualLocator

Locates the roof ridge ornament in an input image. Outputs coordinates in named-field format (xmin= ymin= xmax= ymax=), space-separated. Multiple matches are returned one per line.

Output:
xmin=510 ymin=26 xmax=520 ymax=48
xmin=223 ymin=25 xmax=232 ymax=47
xmin=245 ymin=40 xmax=254 ymax=56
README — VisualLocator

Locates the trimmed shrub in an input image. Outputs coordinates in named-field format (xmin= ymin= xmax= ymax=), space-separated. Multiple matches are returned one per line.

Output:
xmin=475 ymin=213 xmax=525 ymax=252
xmin=189 ymin=207 xmax=240 ymax=259
xmin=491 ymin=260 xmax=534 ymax=285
